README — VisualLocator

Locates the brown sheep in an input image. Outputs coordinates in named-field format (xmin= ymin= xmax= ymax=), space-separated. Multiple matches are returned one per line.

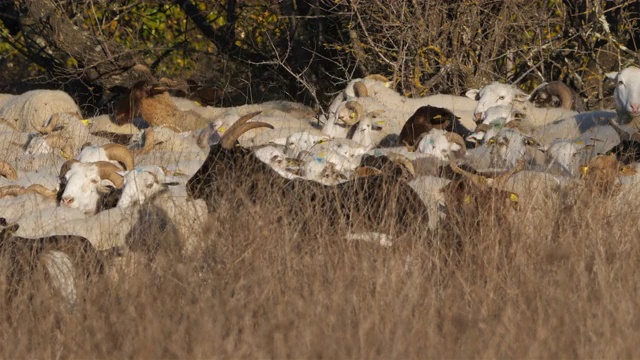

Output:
xmin=114 ymin=80 xmax=211 ymax=131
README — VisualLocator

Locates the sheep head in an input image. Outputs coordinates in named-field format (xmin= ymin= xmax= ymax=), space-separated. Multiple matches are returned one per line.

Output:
xmin=607 ymin=66 xmax=640 ymax=125
xmin=440 ymin=159 xmax=522 ymax=229
xmin=399 ymin=105 xmax=459 ymax=148
xmin=415 ymin=129 xmax=467 ymax=161
xmin=116 ymin=166 xmax=179 ymax=208
xmin=466 ymin=82 xmax=529 ymax=122
xmin=487 ymin=128 xmax=540 ymax=169
xmin=529 ymin=81 xmax=582 ymax=111
xmin=186 ymin=112 xmax=274 ymax=204
xmin=58 ymin=160 xmax=125 ymax=214
xmin=578 ymin=155 xmax=638 ymax=195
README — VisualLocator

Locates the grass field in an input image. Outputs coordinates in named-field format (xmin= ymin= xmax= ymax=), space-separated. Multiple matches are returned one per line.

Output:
xmin=0 ymin=178 xmax=638 ymax=359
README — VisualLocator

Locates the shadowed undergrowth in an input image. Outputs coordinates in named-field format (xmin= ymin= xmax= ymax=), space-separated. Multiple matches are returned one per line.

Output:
xmin=0 ymin=181 xmax=639 ymax=359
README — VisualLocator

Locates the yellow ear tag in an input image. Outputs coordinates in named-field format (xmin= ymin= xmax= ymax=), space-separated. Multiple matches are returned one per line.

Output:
xmin=60 ymin=150 xmax=71 ymax=159
xmin=464 ymin=195 xmax=472 ymax=204
xmin=218 ymin=126 xmax=227 ymax=133
xmin=433 ymin=115 xmax=441 ymax=120
xmin=315 ymin=139 xmax=326 ymax=145
xmin=509 ymin=193 xmax=519 ymax=202
xmin=318 ymin=152 xmax=326 ymax=158
xmin=581 ymin=166 xmax=589 ymax=176
xmin=194 ymin=101 xmax=201 ymax=106
xmin=81 ymin=119 xmax=90 ymax=126
xmin=349 ymin=112 xmax=356 ymax=119
xmin=575 ymin=140 xmax=584 ymax=145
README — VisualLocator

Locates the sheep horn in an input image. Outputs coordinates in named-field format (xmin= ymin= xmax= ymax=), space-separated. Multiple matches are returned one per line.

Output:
xmin=354 ymin=166 xmax=382 ymax=178
xmin=0 ymin=161 xmax=17 ymax=180
xmin=59 ymin=159 xmax=80 ymax=179
xmin=474 ymin=123 xmax=492 ymax=133
xmin=134 ymin=128 xmax=158 ymax=155
xmin=159 ymin=124 xmax=182 ymax=133
xmin=444 ymin=132 xmax=468 ymax=152
xmin=365 ymin=74 xmax=390 ymax=83
xmin=220 ymin=111 xmax=273 ymax=149
xmin=0 ymin=185 xmax=26 ymax=199
xmin=448 ymin=159 xmax=489 ymax=187
xmin=102 ymin=143 xmax=135 ymax=171
xmin=31 ymin=114 xmax=60 ymax=134
xmin=353 ymin=81 xmax=369 ymax=97
xmin=25 ymin=184 xmax=58 ymax=200
xmin=0 ymin=117 xmax=18 ymax=131
xmin=45 ymin=133 xmax=75 ymax=158
xmin=95 ymin=161 xmax=125 ymax=189
xmin=387 ymin=152 xmax=415 ymax=178
xmin=343 ymin=101 xmax=365 ymax=125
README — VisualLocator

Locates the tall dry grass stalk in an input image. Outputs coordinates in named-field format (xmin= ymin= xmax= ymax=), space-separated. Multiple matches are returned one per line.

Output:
xmin=0 ymin=176 xmax=639 ymax=358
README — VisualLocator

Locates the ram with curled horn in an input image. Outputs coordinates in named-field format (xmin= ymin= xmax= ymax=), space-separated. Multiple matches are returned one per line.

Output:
xmin=187 ymin=112 xmax=432 ymax=242
xmin=57 ymin=159 xmax=126 ymax=215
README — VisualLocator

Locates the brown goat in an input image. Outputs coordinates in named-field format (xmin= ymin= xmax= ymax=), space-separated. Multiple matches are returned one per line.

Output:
xmin=187 ymin=113 xmax=432 ymax=238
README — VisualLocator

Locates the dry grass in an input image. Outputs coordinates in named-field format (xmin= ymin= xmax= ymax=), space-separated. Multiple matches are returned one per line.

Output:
xmin=0 ymin=178 xmax=639 ymax=359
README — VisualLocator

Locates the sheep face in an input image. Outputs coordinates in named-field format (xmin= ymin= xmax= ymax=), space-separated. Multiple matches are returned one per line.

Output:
xmin=116 ymin=166 xmax=175 ymax=208
xmin=284 ymin=132 xmax=329 ymax=158
xmin=466 ymin=82 xmax=528 ymax=122
xmin=416 ymin=129 xmax=463 ymax=161
xmin=542 ymin=140 xmax=593 ymax=175
xmin=487 ymin=129 xmax=539 ymax=168
xmin=610 ymin=66 xmax=640 ymax=122
xmin=59 ymin=162 xmax=123 ymax=214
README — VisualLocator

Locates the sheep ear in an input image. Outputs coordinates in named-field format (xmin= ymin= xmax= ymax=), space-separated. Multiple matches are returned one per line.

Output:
xmin=97 ymin=180 xmax=116 ymax=193
xmin=116 ymin=170 xmax=128 ymax=177
xmin=513 ymin=92 xmax=529 ymax=103
xmin=465 ymin=89 xmax=479 ymax=100
xmin=605 ymin=71 xmax=619 ymax=81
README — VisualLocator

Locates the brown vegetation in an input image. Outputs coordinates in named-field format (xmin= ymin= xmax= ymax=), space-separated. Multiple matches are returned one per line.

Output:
xmin=2 ymin=167 xmax=640 ymax=358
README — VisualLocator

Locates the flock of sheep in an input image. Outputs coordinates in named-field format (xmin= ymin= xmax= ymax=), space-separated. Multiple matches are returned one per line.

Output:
xmin=1 ymin=65 xmax=640 ymax=308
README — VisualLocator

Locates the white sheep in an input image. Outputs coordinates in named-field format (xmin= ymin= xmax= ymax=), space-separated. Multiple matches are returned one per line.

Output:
xmin=336 ymin=79 xmax=478 ymax=129
xmin=539 ymin=139 xmax=596 ymax=176
xmin=0 ymin=89 xmax=81 ymax=132
xmin=486 ymin=128 xmax=543 ymax=169
xmin=116 ymin=165 xmax=180 ymax=208
xmin=415 ymin=129 xmax=466 ymax=162
xmin=466 ymin=82 xmax=578 ymax=127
